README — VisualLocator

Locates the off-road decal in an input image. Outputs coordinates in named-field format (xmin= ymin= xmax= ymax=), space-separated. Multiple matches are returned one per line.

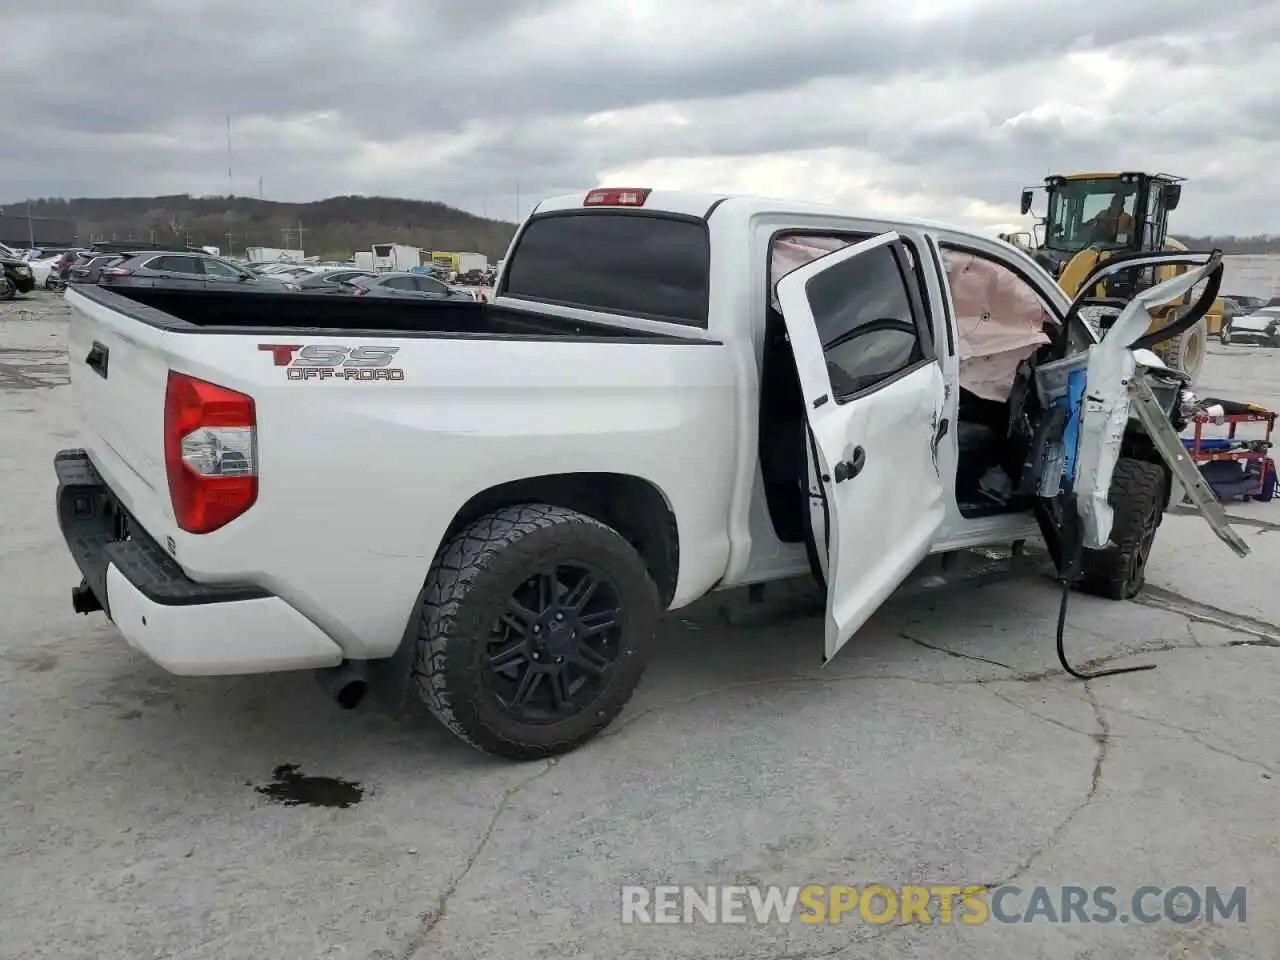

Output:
xmin=258 ymin=344 xmax=405 ymax=381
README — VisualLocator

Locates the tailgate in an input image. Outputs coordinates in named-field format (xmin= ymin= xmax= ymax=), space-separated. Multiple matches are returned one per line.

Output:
xmin=66 ymin=287 xmax=176 ymax=529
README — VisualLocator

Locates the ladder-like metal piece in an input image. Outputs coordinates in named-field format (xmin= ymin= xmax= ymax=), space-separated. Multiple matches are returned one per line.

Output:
xmin=1128 ymin=372 xmax=1250 ymax=558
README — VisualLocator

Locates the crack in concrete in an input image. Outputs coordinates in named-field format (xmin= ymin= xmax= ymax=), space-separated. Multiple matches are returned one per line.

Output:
xmin=900 ymin=631 xmax=1013 ymax=670
xmin=399 ymin=760 xmax=555 ymax=959
xmin=1134 ymin=585 xmax=1280 ymax=644
xmin=977 ymin=683 xmax=1110 ymax=891
xmin=979 ymin=684 xmax=1099 ymax=739
xmin=1097 ymin=702 xmax=1279 ymax=777
xmin=1171 ymin=506 xmax=1280 ymax=532
xmin=394 ymin=595 xmax=1269 ymax=956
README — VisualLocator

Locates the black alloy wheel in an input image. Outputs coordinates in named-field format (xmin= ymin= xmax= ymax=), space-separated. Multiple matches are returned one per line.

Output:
xmin=485 ymin=565 xmax=623 ymax=722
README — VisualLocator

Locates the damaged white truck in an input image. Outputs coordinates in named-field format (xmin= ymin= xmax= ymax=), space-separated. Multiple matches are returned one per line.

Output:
xmin=55 ymin=188 xmax=1245 ymax=760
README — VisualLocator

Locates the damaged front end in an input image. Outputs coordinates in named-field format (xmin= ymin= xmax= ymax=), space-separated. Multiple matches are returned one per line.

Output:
xmin=1012 ymin=248 xmax=1249 ymax=572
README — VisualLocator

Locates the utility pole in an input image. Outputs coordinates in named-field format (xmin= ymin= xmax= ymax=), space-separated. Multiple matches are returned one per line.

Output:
xmin=295 ymin=219 xmax=306 ymax=252
xmin=224 ymin=231 xmax=235 ymax=257
xmin=26 ymin=202 xmax=35 ymax=248
xmin=259 ymin=175 xmax=263 ymax=201
xmin=226 ymin=114 xmax=234 ymax=197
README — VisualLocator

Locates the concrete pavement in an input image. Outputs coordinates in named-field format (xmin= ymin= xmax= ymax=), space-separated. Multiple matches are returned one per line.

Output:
xmin=1 ymin=291 xmax=1277 ymax=959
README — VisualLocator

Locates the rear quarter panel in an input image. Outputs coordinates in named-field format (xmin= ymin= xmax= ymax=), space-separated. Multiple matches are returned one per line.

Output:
xmin=163 ymin=332 xmax=740 ymax=658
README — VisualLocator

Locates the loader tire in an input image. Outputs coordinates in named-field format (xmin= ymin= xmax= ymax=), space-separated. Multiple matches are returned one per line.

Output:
xmin=1078 ymin=458 xmax=1167 ymax=601
xmin=413 ymin=504 xmax=658 ymax=761
xmin=1175 ymin=317 xmax=1208 ymax=386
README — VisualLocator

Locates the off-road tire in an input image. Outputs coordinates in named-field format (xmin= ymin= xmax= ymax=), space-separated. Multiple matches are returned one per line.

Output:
xmin=1078 ymin=458 xmax=1167 ymax=601
xmin=414 ymin=504 xmax=659 ymax=761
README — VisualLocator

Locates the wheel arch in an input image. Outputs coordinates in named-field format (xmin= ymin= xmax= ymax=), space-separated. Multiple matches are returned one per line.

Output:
xmin=364 ymin=471 xmax=681 ymax=718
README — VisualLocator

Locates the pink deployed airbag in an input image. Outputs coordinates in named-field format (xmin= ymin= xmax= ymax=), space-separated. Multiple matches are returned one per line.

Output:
xmin=941 ymin=249 xmax=1057 ymax=402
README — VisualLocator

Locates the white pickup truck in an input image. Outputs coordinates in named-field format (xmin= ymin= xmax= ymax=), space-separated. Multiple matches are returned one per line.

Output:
xmin=55 ymin=188 xmax=1239 ymax=760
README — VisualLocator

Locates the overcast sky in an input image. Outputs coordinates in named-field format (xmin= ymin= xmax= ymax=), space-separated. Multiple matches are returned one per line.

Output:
xmin=2 ymin=0 xmax=1277 ymax=234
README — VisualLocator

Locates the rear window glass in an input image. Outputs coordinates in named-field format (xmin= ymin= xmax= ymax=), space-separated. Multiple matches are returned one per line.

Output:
xmin=501 ymin=212 xmax=710 ymax=327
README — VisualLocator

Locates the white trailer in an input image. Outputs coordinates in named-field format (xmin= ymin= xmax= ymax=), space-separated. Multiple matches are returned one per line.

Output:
xmin=371 ymin=243 xmax=422 ymax=272
xmin=353 ymin=251 xmax=375 ymax=271
xmin=246 ymin=246 xmax=305 ymax=264
xmin=455 ymin=252 xmax=489 ymax=275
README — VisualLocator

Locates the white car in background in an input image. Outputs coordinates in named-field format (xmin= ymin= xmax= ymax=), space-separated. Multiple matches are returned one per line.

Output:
xmin=28 ymin=252 xmax=69 ymax=288
xmin=1220 ymin=306 xmax=1280 ymax=347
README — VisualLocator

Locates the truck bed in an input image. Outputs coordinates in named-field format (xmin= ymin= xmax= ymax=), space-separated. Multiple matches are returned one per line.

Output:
xmin=72 ymin=284 xmax=692 ymax=342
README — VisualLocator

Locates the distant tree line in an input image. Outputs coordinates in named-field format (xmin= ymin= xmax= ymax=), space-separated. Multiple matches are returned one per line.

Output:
xmin=14 ymin=195 xmax=519 ymax=260
xmin=1172 ymin=235 xmax=1280 ymax=255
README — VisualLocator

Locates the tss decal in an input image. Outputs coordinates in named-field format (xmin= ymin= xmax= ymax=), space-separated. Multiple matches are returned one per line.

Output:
xmin=258 ymin=344 xmax=406 ymax=382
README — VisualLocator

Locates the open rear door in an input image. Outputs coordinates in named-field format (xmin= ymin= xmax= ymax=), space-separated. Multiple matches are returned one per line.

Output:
xmin=776 ymin=232 xmax=949 ymax=661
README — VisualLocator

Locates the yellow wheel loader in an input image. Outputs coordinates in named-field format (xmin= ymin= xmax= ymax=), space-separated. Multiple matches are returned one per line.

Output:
xmin=1017 ymin=172 xmax=1223 ymax=386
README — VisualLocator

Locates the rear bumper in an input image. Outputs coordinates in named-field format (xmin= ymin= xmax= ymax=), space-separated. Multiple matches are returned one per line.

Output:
xmin=54 ymin=449 xmax=344 ymax=676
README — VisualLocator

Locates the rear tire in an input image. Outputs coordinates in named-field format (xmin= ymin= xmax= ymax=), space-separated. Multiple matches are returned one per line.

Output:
xmin=414 ymin=504 xmax=659 ymax=760
xmin=1079 ymin=458 xmax=1167 ymax=601
xmin=0 ymin=278 xmax=15 ymax=301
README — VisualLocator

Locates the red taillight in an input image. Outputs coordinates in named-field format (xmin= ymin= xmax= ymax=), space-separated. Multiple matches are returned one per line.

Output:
xmin=353 ymin=286 xmax=368 ymax=296
xmin=584 ymin=187 xmax=651 ymax=207
xmin=163 ymin=371 xmax=257 ymax=534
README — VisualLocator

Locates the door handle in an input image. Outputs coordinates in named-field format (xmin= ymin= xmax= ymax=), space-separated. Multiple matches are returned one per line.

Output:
xmin=832 ymin=446 xmax=866 ymax=483
xmin=85 ymin=341 xmax=109 ymax=379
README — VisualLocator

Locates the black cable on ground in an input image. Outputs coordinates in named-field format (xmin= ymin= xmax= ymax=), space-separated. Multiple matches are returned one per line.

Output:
xmin=1055 ymin=574 xmax=1156 ymax=680
xmin=1054 ymin=524 xmax=1156 ymax=680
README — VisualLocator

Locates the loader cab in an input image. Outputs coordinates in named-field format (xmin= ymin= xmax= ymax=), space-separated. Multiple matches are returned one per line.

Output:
xmin=1021 ymin=172 xmax=1183 ymax=279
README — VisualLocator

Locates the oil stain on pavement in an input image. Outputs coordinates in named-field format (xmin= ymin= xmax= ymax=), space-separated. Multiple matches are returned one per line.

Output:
xmin=254 ymin=764 xmax=365 ymax=809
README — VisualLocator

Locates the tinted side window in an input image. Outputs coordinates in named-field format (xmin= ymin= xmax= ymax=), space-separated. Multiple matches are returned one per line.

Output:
xmin=148 ymin=256 xmax=201 ymax=275
xmin=202 ymin=259 xmax=240 ymax=278
xmin=384 ymin=276 xmax=416 ymax=290
xmin=503 ymin=212 xmax=710 ymax=327
xmin=414 ymin=277 xmax=449 ymax=295
xmin=804 ymin=243 xmax=925 ymax=401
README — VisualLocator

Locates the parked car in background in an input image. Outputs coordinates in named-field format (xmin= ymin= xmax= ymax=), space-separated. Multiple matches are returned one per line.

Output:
xmin=47 ymin=249 xmax=87 ymax=289
xmin=248 ymin=262 xmax=311 ymax=277
xmin=25 ymin=248 xmax=75 ymax=288
xmin=1220 ymin=306 xmax=1280 ymax=346
xmin=97 ymin=251 xmax=299 ymax=291
xmin=342 ymin=271 xmax=478 ymax=300
xmin=289 ymin=268 xmax=376 ymax=293
xmin=0 ymin=244 xmax=36 ymax=299
xmin=1222 ymin=295 xmax=1265 ymax=320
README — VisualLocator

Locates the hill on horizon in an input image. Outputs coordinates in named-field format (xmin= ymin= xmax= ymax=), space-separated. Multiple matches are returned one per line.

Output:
xmin=12 ymin=194 xmax=520 ymax=260
xmin=7 ymin=194 xmax=1280 ymax=258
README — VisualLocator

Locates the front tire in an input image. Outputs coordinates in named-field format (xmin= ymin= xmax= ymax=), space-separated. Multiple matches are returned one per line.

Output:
xmin=0 ymin=277 xmax=15 ymax=301
xmin=414 ymin=504 xmax=659 ymax=760
xmin=1078 ymin=458 xmax=1167 ymax=601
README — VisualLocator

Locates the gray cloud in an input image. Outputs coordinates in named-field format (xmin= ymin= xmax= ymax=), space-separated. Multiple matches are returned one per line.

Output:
xmin=2 ymin=0 xmax=1278 ymax=233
